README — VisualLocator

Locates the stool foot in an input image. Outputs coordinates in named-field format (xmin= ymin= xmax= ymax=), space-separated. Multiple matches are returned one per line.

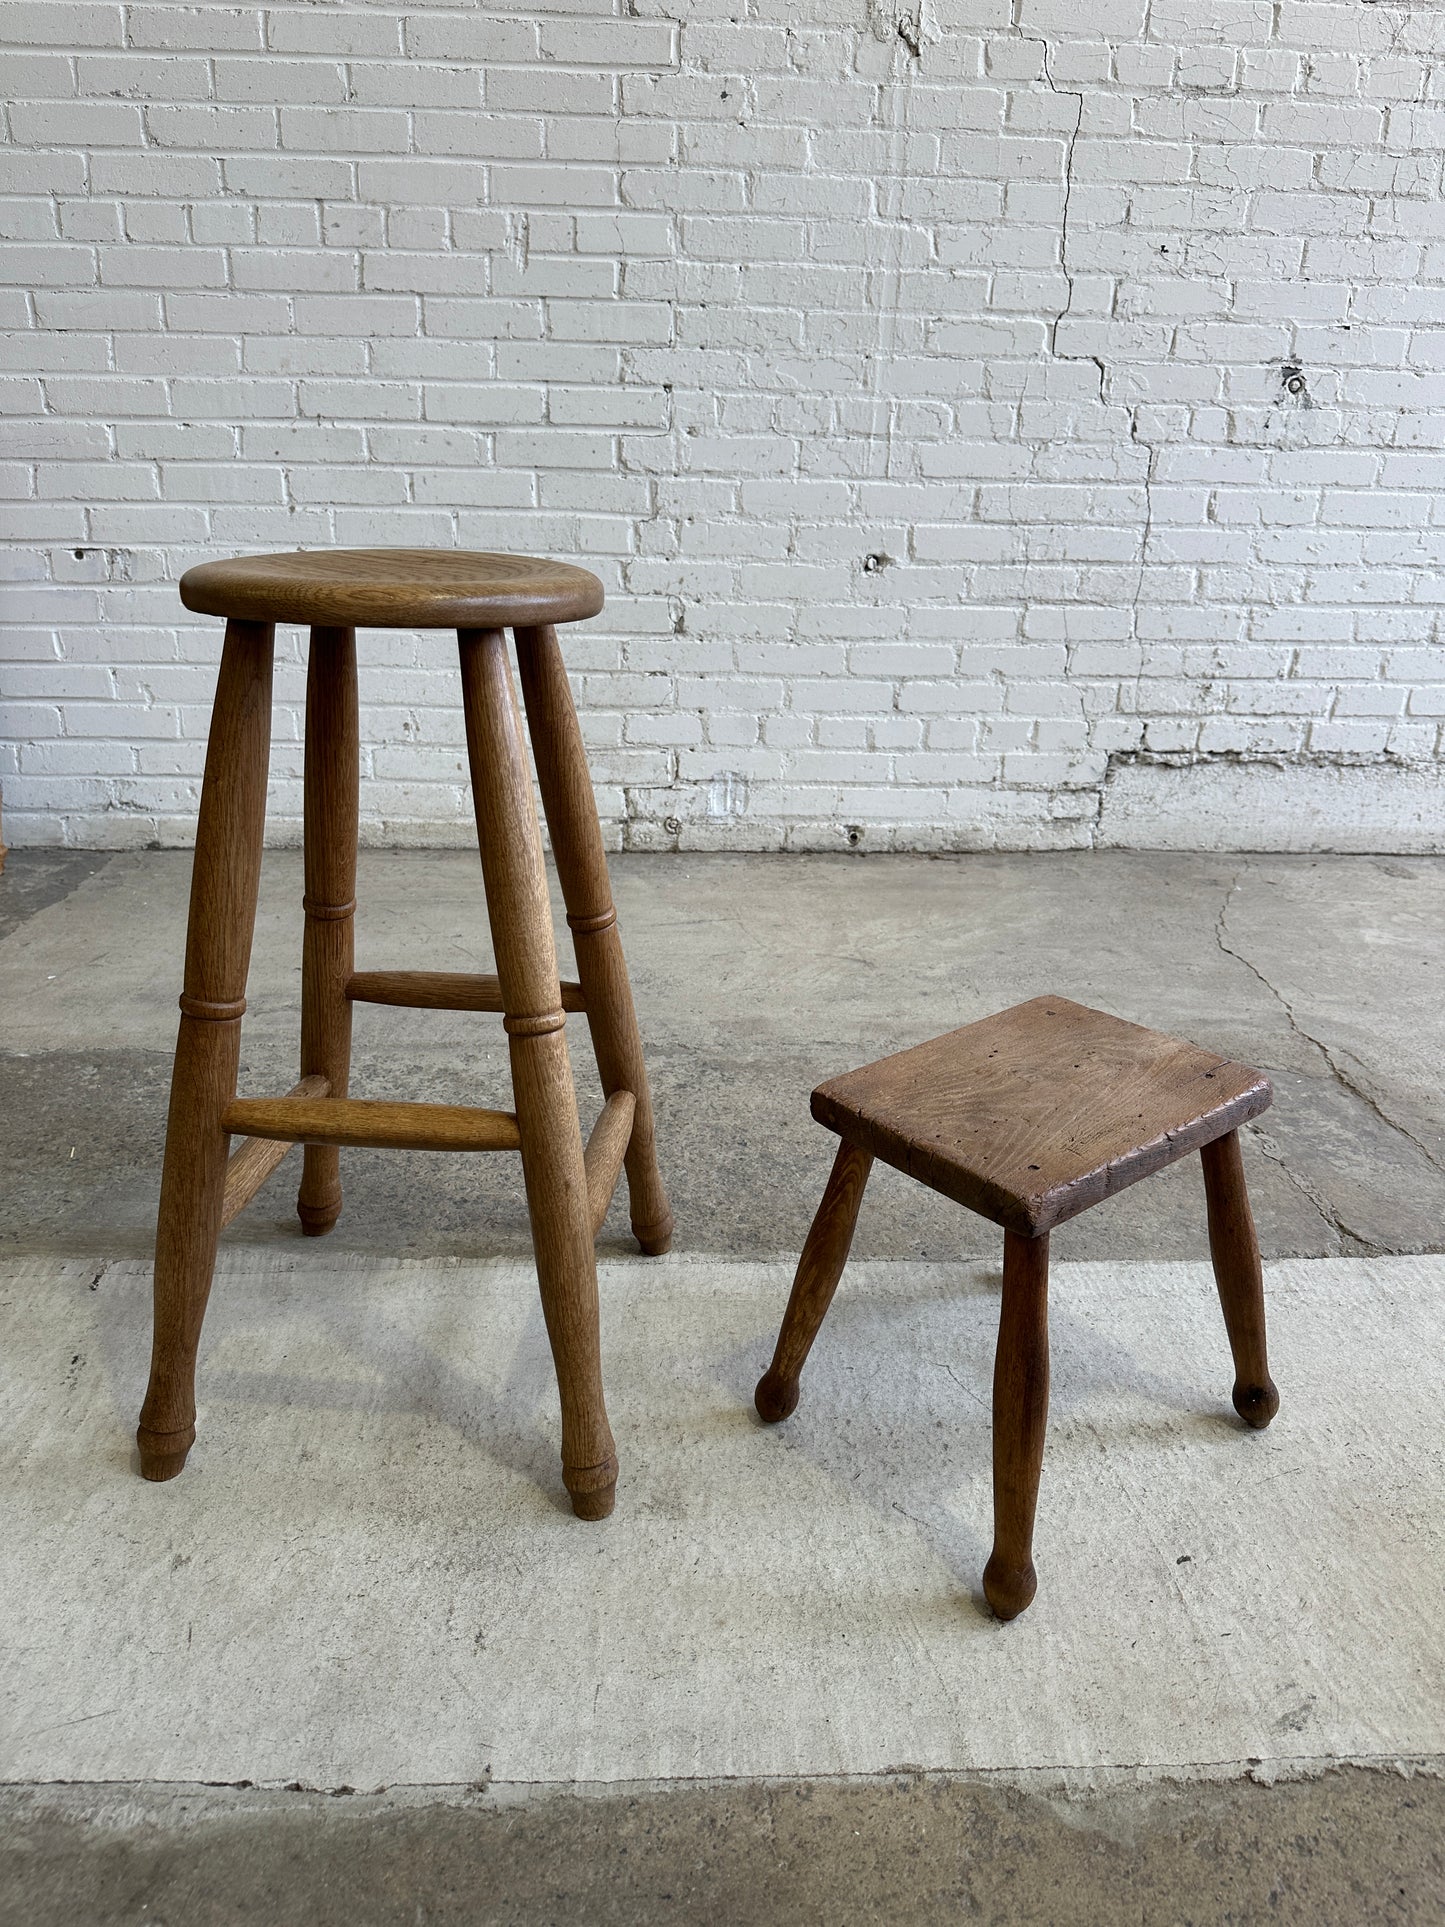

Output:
xmin=297 ymin=1191 xmax=343 ymax=1237
xmin=753 ymin=1368 xmax=800 ymax=1424
xmin=141 ymin=1016 xmax=233 ymax=1486
xmin=982 ymin=1555 xmax=1037 ymax=1623
xmin=633 ymin=1211 xmax=673 ymax=1257
xmin=565 ymin=1458 xmax=619 ymax=1521
xmin=137 ymin=1421 xmax=196 ymax=1483
xmin=1233 ymin=1379 xmax=1279 ymax=1429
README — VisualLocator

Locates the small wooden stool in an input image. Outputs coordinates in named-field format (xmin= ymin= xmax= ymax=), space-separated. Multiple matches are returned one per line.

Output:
xmin=138 ymin=549 xmax=673 ymax=1519
xmin=755 ymin=996 xmax=1278 ymax=1619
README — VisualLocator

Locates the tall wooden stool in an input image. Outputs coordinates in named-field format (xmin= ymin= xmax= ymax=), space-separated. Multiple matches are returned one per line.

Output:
xmin=137 ymin=549 xmax=673 ymax=1520
xmin=755 ymin=996 xmax=1278 ymax=1619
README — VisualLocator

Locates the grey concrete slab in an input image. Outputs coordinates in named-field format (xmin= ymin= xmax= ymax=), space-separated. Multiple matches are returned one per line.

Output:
xmin=4 ymin=1250 xmax=1443 ymax=1786
xmin=0 ymin=851 xmax=108 ymax=945
xmin=3 ymin=851 xmax=1442 ymax=1263
xmin=1221 ymin=857 xmax=1445 ymax=1173
xmin=3 ymin=1767 xmax=1442 ymax=1927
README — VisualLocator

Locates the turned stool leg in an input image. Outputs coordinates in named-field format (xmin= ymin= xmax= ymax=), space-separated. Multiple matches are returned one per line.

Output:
xmin=1201 ymin=1129 xmax=1279 ymax=1429
xmin=983 ymin=1230 xmax=1050 ymax=1621
xmin=755 ymin=1140 xmax=872 ymax=1422
xmin=514 ymin=624 xmax=673 ymax=1256
xmin=296 ymin=626 xmax=359 ymax=1236
xmin=460 ymin=628 xmax=618 ymax=1519
xmin=137 ymin=620 xmax=274 ymax=1480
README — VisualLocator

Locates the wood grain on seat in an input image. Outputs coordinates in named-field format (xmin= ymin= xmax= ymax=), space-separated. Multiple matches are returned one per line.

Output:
xmin=811 ymin=995 xmax=1272 ymax=1236
xmin=179 ymin=548 xmax=604 ymax=630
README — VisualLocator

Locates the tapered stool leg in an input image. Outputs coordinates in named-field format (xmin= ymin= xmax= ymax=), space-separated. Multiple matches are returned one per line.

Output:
xmin=514 ymin=624 xmax=673 ymax=1256
xmin=1201 ymin=1129 xmax=1279 ymax=1429
xmin=296 ymin=627 xmax=359 ymax=1236
xmin=460 ymin=627 xmax=618 ymax=1519
xmin=137 ymin=620 xmax=274 ymax=1480
xmin=983 ymin=1230 xmax=1050 ymax=1621
xmin=755 ymin=1140 xmax=872 ymax=1421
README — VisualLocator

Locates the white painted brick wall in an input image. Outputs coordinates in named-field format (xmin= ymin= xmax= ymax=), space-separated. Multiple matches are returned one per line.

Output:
xmin=3 ymin=0 xmax=1445 ymax=853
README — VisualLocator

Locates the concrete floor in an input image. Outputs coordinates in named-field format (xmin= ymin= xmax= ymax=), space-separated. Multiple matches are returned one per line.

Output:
xmin=2 ymin=847 xmax=1443 ymax=1923
xmin=8 ymin=1246 xmax=1445 ymax=1784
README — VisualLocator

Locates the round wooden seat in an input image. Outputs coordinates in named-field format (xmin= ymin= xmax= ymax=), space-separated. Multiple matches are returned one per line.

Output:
xmin=179 ymin=548 xmax=604 ymax=631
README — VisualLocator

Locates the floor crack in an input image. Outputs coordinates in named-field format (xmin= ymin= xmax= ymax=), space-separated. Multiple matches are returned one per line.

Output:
xmin=1247 ymin=1124 xmax=1379 ymax=1258
xmin=943 ymin=1361 xmax=988 ymax=1411
xmin=1215 ymin=868 xmax=1445 ymax=1184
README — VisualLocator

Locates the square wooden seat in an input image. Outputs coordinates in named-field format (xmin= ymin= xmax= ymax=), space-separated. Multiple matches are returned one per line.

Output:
xmin=756 ymin=996 xmax=1279 ymax=1622
xmin=811 ymin=996 xmax=1273 ymax=1237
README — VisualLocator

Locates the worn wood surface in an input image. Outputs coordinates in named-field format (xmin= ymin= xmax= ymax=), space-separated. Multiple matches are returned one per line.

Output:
xmin=180 ymin=549 xmax=603 ymax=632
xmin=754 ymin=1139 xmax=873 ymax=1423
xmin=138 ymin=619 xmax=274 ymax=1482
xmin=812 ymin=995 xmax=1273 ymax=1236
xmin=982 ymin=1230 xmax=1051 ymax=1622
xmin=516 ymin=623 xmax=673 ymax=1256
xmin=583 ymin=1090 xmax=636 ymax=1236
xmin=1201 ymin=1129 xmax=1280 ymax=1430
xmin=220 ymin=1073 xmax=330 ymax=1228
xmin=347 ymin=969 xmax=586 ymax=1014
xmin=461 ymin=625 xmax=618 ymax=1520
xmin=296 ymin=626 xmax=358 ymax=1237
xmin=222 ymin=1094 xmax=522 ymax=1154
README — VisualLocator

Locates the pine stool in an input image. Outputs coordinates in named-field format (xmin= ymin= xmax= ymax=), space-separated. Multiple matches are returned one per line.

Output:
xmin=754 ymin=996 xmax=1278 ymax=1618
xmin=137 ymin=549 xmax=673 ymax=1519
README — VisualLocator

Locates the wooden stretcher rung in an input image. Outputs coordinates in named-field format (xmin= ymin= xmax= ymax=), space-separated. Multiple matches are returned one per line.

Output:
xmin=220 ymin=1073 xmax=330 ymax=1228
xmin=346 ymin=970 xmax=586 ymax=1014
xmin=583 ymin=1089 xmax=636 ymax=1236
xmin=220 ymin=1094 xmax=523 ymax=1154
